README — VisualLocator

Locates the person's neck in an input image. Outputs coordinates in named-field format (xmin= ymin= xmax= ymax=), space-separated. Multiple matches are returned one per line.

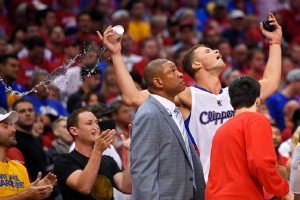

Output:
xmin=0 ymin=76 xmax=13 ymax=84
xmin=149 ymin=89 xmax=175 ymax=102
xmin=15 ymin=125 xmax=33 ymax=135
xmin=0 ymin=147 xmax=8 ymax=163
xmin=81 ymin=84 xmax=92 ymax=94
xmin=281 ymin=85 xmax=295 ymax=98
xmin=194 ymin=72 xmax=222 ymax=95
xmin=234 ymin=105 xmax=257 ymax=115
xmin=74 ymin=142 xmax=94 ymax=158
xmin=116 ymin=123 xmax=130 ymax=137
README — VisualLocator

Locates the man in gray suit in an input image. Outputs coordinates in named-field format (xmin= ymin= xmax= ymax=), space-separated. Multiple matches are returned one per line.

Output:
xmin=130 ymin=59 xmax=206 ymax=200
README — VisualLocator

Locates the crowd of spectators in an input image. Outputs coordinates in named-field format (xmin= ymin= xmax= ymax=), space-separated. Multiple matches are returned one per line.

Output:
xmin=0 ymin=0 xmax=300 ymax=199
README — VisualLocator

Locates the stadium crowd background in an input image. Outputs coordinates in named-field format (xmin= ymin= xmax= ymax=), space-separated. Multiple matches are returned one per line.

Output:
xmin=0 ymin=0 xmax=300 ymax=199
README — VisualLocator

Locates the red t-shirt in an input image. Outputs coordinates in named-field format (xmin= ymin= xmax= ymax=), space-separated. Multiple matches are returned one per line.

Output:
xmin=206 ymin=112 xmax=289 ymax=199
xmin=18 ymin=56 xmax=55 ymax=89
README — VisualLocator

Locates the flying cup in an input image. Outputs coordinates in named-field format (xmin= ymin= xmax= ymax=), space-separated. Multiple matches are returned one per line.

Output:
xmin=108 ymin=25 xmax=124 ymax=44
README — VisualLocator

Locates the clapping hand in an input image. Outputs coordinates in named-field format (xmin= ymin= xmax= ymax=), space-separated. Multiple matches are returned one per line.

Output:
xmin=121 ymin=124 xmax=132 ymax=150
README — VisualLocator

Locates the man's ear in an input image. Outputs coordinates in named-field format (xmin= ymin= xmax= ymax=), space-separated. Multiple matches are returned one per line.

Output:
xmin=192 ymin=61 xmax=202 ymax=70
xmin=153 ymin=77 xmax=163 ymax=88
xmin=69 ymin=127 xmax=78 ymax=136
xmin=255 ymin=96 xmax=262 ymax=107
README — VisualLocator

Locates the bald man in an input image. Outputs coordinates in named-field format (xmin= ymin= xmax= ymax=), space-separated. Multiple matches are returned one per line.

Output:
xmin=130 ymin=59 xmax=205 ymax=200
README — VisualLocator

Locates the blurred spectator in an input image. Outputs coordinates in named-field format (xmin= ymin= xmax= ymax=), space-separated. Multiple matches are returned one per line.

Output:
xmin=282 ymin=100 xmax=300 ymax=142
xmin=171 ymin=19 xmax=198 ymax=52
xmin=227 ymin=0 xmax=257 ymax=15
xmin=111 ymin=9 xmax=130 ymax=33
xmin=217 ymin=38 xmax=233 ymax=67
xmin=244 ymin=48 xmax=265 ymax=80
xmin=232 ymin=43 xmax=249 ymax=72
xmin=222 ymin=9 xmax=246 ymax=47
xmin=121 ymin=34 xmax=142 ymax=72
xmin=132 ymin=37 xmax=160 ymax=77
xmin=23 ymin=69 xmax=68 ymax=117
xmin=0 ymin=0 xmax=12 ymax=37
xmin=111 ymin=100 xmax=132 ymax=169
xmin=72 ymin=11 xmax=99 ymax=44
xmin=92 ymin=0 xmax=113 ymax=27
xmin=90 ymin=9 xmax=105 ymax=35
xmin=67 ymin=63 xmax=104 ymax=113
xmin=279 ymin=0 xmax=300 ymax=42
xmin=266 ymin=69 xmax=300 ymax=131
xmin=0 ymin=35 xmax=8 ymax=56
xmin=100 ymin=66 xmax=120 ymax=104
xmin=127 ymin=0 xmax=151 ymax=42
xmin=47 ymin=25 xmax=66 ymax=62
xmin=54 ymin=0 xmax=78 ymax=31
xmin=279 ymin=56 xmax=297 ymax=91
xmin=205 ymin=2 xmax=230 ymax=32
xmin=0 ymin=54 xmax=25 ymax=110
xmin=18 ymin=23 xmax=54 ymax=61
xmin=36 ymin=8 xmax=57 ymax=43
xmin=10 ymin=99 xmax=48 ymax=181
xmin=221 ymin=67 xmax=241 ymax=87
xmin=17 ymin=36 xmax=54 ymax=89
xmin=202 ymin=27 xmax=221 ymax=50
xmin=7 ymin=26 xmax=25 ymax=55
xmin=290 ymin=42 xmax=300 ymax=67
xmin=46 ymin=117 xmax=73 ymax=172
xmin=82 ymin=91 xmax=104 ymax=107
xmin=244 ymin=15 xmax=264 ymax=46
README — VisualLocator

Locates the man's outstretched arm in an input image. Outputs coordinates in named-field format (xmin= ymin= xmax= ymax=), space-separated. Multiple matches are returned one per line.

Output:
xmin=259 ymin=13 xmax=282 ymax=100
xmin=97 ymin=27 xmax=149 ymax=107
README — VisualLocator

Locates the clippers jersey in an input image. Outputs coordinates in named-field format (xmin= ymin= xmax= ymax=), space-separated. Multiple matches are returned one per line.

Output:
xmin=186 ymin=86 xmax=234 ymax=182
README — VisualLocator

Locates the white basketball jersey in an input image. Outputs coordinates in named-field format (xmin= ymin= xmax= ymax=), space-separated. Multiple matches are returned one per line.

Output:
xmin=186 ymin=86 xmax=234 ymax=182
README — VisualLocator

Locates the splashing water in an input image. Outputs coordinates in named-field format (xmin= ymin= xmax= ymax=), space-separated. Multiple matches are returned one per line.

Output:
xmin=1 ymin=43 xmax=111 ymax=97
xmin=0 ymin=55 xmax=80 ymax=97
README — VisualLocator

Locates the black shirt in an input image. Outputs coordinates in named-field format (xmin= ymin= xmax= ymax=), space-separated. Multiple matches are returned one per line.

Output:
xmin=54 ymin=150 xmax=122 ymax=200
xmin=15 ymin=130 xmax=47 ymax=180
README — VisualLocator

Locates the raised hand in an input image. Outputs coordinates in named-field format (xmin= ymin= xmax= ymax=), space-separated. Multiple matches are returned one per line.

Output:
xmin=94 ymin=129 xmax=116 ymax=153
xmin=260 ymin=12 xmax=282 ymax=42
xmin=120 ymin=124 xmax=131 ymax=150
xmin=96 ymin=26 xmax=122 ymax=55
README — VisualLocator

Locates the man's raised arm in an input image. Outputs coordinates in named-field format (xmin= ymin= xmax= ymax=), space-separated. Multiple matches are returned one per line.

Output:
xmin=259 ymin=13 xmax=282 ymax=100
xmin=97 ymin=27 xmax=149 ymax=107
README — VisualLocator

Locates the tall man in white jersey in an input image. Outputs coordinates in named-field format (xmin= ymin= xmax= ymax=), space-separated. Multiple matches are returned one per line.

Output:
xmin=97 ymin=13 xmax=282 ymax=182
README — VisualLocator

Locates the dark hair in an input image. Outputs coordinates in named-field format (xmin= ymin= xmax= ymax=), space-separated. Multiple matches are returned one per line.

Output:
xmin=24 ymin=36 xmax=45 ymax=50
xmin=36 ymin=8 xmax=55 ymax=24
xmin=229 ymin=75 xmax=261 ymax=110
xmin=67 ymin=107 xmax=91 ymax=133
xmin=247 ymin=48 xmax=263 ymax=61
xmin=110 ymin=100 xmax=123 ymax=113
xmin=80 ymin=64 xmax=101 ymax=80
xmin=76 ymin=11 xmax=91 ymax=23
xmin=182 ymin=44 xmax=204 ymax=78
xmin=12 ymin=98 xmax=33 ymax=110
xmin=0 ymin=54 xmax=18 ymax=65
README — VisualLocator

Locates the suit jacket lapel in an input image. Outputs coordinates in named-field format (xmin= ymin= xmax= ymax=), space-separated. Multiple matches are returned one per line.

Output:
xmin=148 ymin=96 xmax=193 ymax=168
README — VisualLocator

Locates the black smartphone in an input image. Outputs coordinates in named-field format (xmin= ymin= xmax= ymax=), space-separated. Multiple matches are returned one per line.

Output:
xmin=263 ymin=20 xmax=276 ymax=32
xmin=99 ymin=119 xmax=116 ymax=131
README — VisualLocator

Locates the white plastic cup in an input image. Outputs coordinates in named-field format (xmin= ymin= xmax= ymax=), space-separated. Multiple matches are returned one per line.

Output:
xmin=108 ymin=25 xmax=124 ymax=44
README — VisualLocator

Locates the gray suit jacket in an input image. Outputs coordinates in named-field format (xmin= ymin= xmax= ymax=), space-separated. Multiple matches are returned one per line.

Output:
xmin=130 ymin=96 xmax=206 ymax=200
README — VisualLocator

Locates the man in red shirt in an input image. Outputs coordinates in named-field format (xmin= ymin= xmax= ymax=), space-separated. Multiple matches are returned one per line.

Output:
xmin=206 ymin=76 xmax=293 ymax=200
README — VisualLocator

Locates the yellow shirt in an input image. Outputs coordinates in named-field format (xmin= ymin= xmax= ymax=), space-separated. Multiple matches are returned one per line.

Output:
xmin=127 ymin=21 xmax=151 ymax=42
xmin=0 ymin=160 xmax=30 ymax=197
